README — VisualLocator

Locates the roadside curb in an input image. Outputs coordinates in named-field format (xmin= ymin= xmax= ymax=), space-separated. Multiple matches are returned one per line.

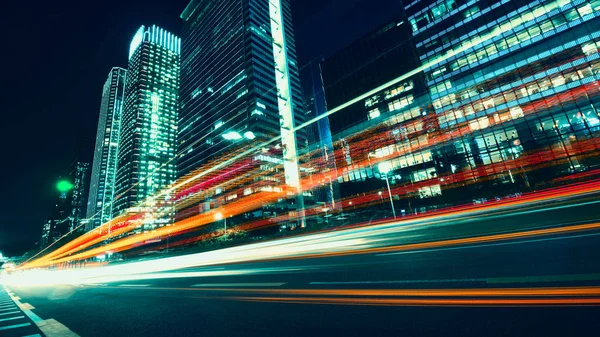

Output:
xmin=5 ymin=287 xmax=79 ymax=337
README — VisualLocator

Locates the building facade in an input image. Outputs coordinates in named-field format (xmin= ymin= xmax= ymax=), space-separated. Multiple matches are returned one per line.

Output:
xmin=300 ymin=61 xmax=340 ymax=210
xmin=70 ymin=161 xmax=90 ymax=232
xmin=178 ymin=0 xmax=307 ymax=172
xmin=87 ymin=68 xmax=127 ymax=231
xmin=41 ymin=162 xmax=89 ymax=247
xmin=177 ymin=0 xmax=308 ymax=226
xmin=317 ymin=0 xmax=600 ymax=218
xmin=319 ymin=15 xmax=429 ymax=210
xmin=322 ymin=17 xmax=427 ymax=136
xmin=114 ymin=25 xmax=180 ymax=229
xmin=40 ymin=192 xmax=70 ymax=248
xmin=400 ymin=0 xmax=600 ymax=207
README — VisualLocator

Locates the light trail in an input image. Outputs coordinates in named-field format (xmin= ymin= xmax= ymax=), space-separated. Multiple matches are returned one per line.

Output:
xmin=8 ymin=201 xmax=600 ymax=287
xmin=279 ymin=221 xmax=600 ymax=261
xmin=24 ymin=0 xmax=599 ymax=268
xmin=107 ymin=286 xmax=600 ymax=297
xmin=234 ymin=296 xmax=600 ymax=307
xmin=290 ymin=0 xmax=571 ymax=135
xmin=21 ymin=176 xmax=600 ymax=268
xmin=70 ymin=285 xmax=600 ymax=307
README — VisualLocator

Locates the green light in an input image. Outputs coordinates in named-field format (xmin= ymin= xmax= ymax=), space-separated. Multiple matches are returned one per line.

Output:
xmin=57 ymin=180 xmax=74 ymax=193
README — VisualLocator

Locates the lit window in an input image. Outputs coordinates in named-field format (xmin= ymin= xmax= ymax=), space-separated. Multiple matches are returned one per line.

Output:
xmin=510 ymin=107 xmax=524 ymax=119
xmin=369 ymin=108 xmax=381 ymax=119
xmin=151 ymin=93 xmax=160 ymax=112
xmin=577 ymin=4 xmax=593 ymax=16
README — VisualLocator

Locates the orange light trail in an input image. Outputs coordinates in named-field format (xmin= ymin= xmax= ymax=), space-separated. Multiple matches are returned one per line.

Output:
xmin=234 ymin=296 xmax=600 ymax=307
xmin=258 ymin=221 xmax=600 ymax=262
xmin=119 ymin=286 xmax=600 ymax=297
xmin=104 ymin=285 xmax=600 ymax=307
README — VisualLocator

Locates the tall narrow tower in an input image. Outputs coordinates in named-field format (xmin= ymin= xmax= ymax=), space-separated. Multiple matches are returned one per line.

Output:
xmin=87 ymin=68 xmax=127 ymax=231
xmin=114 ymin=25 xmax=180 ymax=229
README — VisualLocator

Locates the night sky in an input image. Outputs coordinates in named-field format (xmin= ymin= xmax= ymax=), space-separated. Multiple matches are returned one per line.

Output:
xmin=0 ymin=0 xmax=402 ymax=256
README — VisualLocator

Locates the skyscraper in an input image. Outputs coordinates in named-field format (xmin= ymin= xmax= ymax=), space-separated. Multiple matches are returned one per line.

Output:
xmin=114 ymin=25 xmax=180 ymax=228
xmin=41 ymin=162 xmax=89 ymax=247
xmin=178 ymin=0 xmax=306 ymax=178
xmin=40 ymin=186 xmax=70 ymax=248
xmin=87 ymin=68 xmax=127 ymax=231
xmin=70 ymin=161 xmax=90 ymax=232
xmin=317 ymin=15 xmax=427 ymax=208
xmin=178 ymin=0 xmax=307 ymax=226
xmin=402 ymin=0 xmax=600 ymax=204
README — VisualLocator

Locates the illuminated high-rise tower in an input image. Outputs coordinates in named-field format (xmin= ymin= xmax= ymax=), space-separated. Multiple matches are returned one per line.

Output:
xmin=178 ymin=0 xmax=307 ymax=225
xmin=178 ymin=0 xmax=307 ymax=175
xmin=87 ymin=68 xmax=127 ymax=231
xmin=114 ymin=25 xmax=180 ymax=226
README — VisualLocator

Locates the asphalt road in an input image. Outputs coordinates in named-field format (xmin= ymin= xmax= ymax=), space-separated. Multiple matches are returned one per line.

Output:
xmin=6 ymin=197 xmax=600 ymax=337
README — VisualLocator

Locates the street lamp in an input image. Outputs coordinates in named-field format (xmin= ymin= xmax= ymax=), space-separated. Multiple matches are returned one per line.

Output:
xmin=378 ymin=161 xmax=397 ymax=219
xmin=215 ymin=212 xmax=226 ymax=238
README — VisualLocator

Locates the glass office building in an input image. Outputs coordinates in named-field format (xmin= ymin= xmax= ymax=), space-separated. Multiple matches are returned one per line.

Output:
xmin=322 ymin=17 xmax=426 ymax=136
xmin=114 ymin=25 xmax=180 ymax=228
xmin=320 ymin=0 xmax=600 ymax=216
xmin=401 ymin=0 xmax=600 ymax=206
xmin=70 ymin=161 xmax=90 ymax=232
xmin=318 ymin=17 xmax=429 ymax=207
xmin=87 ymin=68 xmax=127 ymax=231
xmin=177 ymin=0 xmax=308 ymax=226
xmin=178 ymin=0 xmax=307 ymax=174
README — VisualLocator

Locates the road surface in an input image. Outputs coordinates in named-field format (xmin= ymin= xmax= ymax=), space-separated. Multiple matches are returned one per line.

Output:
xmin=5 ymin=196 xmax=600 ymax=336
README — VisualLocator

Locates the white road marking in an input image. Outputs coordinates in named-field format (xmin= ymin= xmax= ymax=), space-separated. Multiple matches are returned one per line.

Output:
xmin=4 ymin=291 xmax=40 ymax=323
xmin=117 ymin=284 xmax=151 ymax=287
xmin=4 ymin=287 xmax=80 ymax=337
xmin=0 ymin=306 xmax=17 ymax=311
xmin=0 ymin=315 xmax=25 ymax=322
xmin=36 ymin=319 xmax=80 ymax=337
xmin=0 ymin=311 xmax=19 ymax=316
xmin=19 ymin=303 xmax=35 ymax=311
xmin=0 ymin=322 xmax=31 ymax=331
xmin=190 ymin=282 xmax=286 ymax=288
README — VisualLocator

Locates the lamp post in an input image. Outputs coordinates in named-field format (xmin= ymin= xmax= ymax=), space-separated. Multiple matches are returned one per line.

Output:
xmin=378 ymin=162 xmax=397 ymax=219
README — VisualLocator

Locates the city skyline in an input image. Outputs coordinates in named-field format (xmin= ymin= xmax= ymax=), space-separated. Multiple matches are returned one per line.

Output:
xmin=0 ymin=0 xmax=400 ymax=256
xmin=2 ymin=1 xmax=600 ymax=336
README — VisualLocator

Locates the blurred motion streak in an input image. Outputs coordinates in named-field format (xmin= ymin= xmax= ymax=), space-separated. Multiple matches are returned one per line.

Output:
xmin=234 ymin=296 xmax=600 ymax=307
